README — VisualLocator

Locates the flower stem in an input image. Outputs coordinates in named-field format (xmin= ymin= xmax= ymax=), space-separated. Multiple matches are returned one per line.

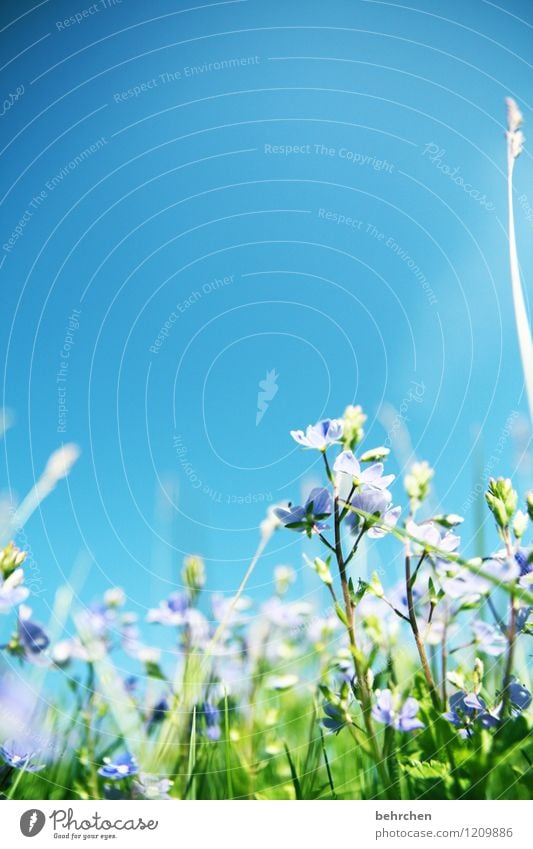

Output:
xmin=404 ymin=553 xmax=441 ymax=710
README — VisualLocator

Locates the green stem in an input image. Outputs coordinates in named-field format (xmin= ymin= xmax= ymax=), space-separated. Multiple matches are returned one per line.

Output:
xmin=405 ymin=553 xmax=441 ymax=711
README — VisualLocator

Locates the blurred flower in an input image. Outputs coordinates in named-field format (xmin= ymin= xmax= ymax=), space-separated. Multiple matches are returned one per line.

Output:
xmin=147 ymin=592 xmax=189 ymax=626
xmin=0 ymin=740 xmax=45 ymax=772
xmin=404 ymin=461 xmax=433 ymax=512
xmin=472 ymin=620 xmax=506 ymax=656
xmin=261 ymin=597 xmax=312 ymax=629
xmin=265 ymin=674 xmax=298 ymax=691
xmin=183 ymin=608 xmax=210 ymax=648
xmin=103 ymin=587 xmax=126 ymax=608
xmin=290 ymin=418 xmax=343 ymax=450
xmin=132 ymin=773 xmax=173 ymax=800
xmin=0 ymin=568 xmax=29 ymax=613
xmin=182 ymin=555 xmax=206 ymax=599
xmin=333 ymin=450 xmax=394 ymax=490
xmin=17 ymin=605 xmax=49 ymax=662
xmin=372 ymin=689 xmax=424 ymax=732
xmin=274 ymin=565 xmax=295 ymax=596
xmin=274 ymin=487 xmax=332 ymax=536
xmin=98 ymin=752 xmax=138 ymax=779
xmin=508 ymin=679 xmax=532 ymax=712
xmin=321 ymin=701 xmax=348 ymax=733
xmin=200 ymin=702 xmax=221 ymax=741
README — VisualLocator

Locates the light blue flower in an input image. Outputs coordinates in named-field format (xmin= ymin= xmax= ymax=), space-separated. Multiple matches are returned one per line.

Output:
xmin=345 ymin=488 xmax=400 ymax=538
xmin=147 ymin=592 xmax=189 ymax=626
xmin=321 ymin=701 xmax=348 ymax=733
xmin=333 ymin=450 xmax=395 ymax=490
xmin=0 ymin=740 xmax=45 ymax=772
xmin=472 ymin=620 xmax=507 ymax=656
xmin=508 ymin=679 xmax=532 ymax=712
xmin=98 ymin=751 xmax=138 ymax=779
xmin=274 ymin=487 xmax=332 ymax=536
xmin=201 ymin=702 xmax=221 ymax=741
xmin=443 ymin=691 xmax=499 ymax=733
xmin=290 ymin=418 xmax=343 ymax=450
xmin=372 ymin=689 xmax=424 ymax=732
xmin=0 ymin=568 xmax=29 ymax=613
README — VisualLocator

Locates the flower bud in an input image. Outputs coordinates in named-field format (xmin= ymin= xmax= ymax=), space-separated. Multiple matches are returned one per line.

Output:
xmin=513 ymin=510 xmax=528 ymax=540
xmin=181 ymin=555 xmax=206 ymax=599
xmin=404 ymin=461 xmax=434 ymax=512
xmin=305 ymin=555 xmax=333 ymax=586
xmin=359 ymin=446 xmax=390 ymax=463
xmin=0 ymin=542 xmax=27 ymax=577
xmin=526 ymin=491 xmax=533 ymax=522
xmin=485 ymin=478 xmax=517 ymax=530
xmin=341 ymin=405 xmax=366 ymax=451
xmin=274 ymin=565 xmax=295 ymax=596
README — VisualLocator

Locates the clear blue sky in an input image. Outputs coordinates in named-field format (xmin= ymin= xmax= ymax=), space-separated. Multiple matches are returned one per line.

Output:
xmin=1 ymin=0 xmax=532 ymax=632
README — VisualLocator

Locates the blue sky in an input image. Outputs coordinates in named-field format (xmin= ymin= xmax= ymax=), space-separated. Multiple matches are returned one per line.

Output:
xmin=1 ymin=0 xmax=532 ymax=631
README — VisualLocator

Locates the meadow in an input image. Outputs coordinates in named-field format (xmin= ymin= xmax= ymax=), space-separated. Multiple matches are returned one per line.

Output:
xmin=0 ymin=84 xmax=532 ymax=803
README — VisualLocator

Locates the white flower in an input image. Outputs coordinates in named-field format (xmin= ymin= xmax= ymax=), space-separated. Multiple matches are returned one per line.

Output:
xmin=0 ymin=568 xmax=29 ymax=613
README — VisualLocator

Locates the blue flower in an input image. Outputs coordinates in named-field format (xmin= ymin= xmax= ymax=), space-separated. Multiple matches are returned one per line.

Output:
xmin=147 ymin=592 xmax=189 ymax=626
xmin=98 ymin=751 xmax=138 ymax=779
xmin=515 ymin=547 xmax=532 ymax=577
xmin=274 ymin=487 xmax=332 ymax=537
xmin=0 ymin=740 xmax=45 ymax=772
xmin=345 ymin=488 xmax=400 ymax=538
xmin=333 ymin=451 xmax=395 ymax=490
xmin=17 ymin=606 xmax=49 ymax=664
xmin=200 ymin=702 xmax=221 ymax=741
xmin=321 ymin=701 xmax=348 ymax=733
xmin=443 ymin=691 xmax=499 ymax=733
xmin=372 ymin=689 xmax=424 ymax=732
xmin=290 ymin=418 xmax=343 ymax=450
xmin=508 ymin=679 xmax=532 ymax=712
xmin=132 ymin=773 xmax=173 ymax=800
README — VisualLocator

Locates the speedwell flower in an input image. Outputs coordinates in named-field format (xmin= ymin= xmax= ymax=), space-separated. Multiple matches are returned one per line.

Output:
xmin=333 ymin=450 xmax=394 ymax=490
xmin=274 ymin=487 xmax=332 ymax=537
xmin=290 ymin=418 xmax=343 ymax=450
xmin=98 ymin=751 xmax=138 ymax=779
xmin=372 ymin=689 xmax=424 ymax=732
xmin=0 ymin=740 xmax=45 ymax=772
xmin=345 ymin=488 xmax=400 ymax=538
